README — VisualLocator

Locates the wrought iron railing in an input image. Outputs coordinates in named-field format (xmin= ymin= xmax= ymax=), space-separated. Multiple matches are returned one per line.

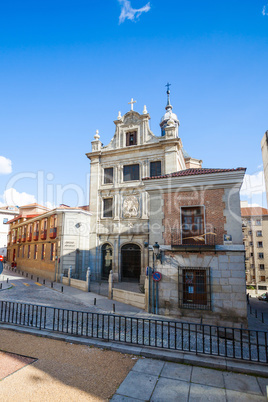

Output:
xmin=0 ymin=300 xmax=268 ymax=364
xmin=171 ymin=231 xmax=216 ymax=246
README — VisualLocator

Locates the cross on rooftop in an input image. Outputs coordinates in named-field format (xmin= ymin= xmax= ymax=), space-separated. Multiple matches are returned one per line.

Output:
xmin=165 ymin=82 xmax=171 ymax=92
xmin=128 ymin=98 xmax=136 ymax=111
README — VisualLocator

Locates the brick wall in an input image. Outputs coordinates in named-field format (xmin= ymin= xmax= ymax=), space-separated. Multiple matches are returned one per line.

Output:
xmin=162 ymin=188 xmax=226 ymax=245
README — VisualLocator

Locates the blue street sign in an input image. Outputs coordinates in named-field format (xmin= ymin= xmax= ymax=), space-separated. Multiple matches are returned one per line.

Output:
xmin=0 ymin=261 xmax=3 ymax=275
xmin=152 ymin=271 xmax=162 ymax=282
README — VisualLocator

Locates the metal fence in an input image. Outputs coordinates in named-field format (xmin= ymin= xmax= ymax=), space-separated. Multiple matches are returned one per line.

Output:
xmin=0 ymin=300 xmax=268 ymax=364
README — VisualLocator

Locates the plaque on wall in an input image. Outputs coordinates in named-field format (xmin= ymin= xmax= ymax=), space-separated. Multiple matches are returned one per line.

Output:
xmin=123 ymin=195 xmax=140 ymax=218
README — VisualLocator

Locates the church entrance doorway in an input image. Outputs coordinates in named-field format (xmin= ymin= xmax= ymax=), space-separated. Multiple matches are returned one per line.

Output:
xmin=121 ymin=244 xmax=141 ymax=281
xmin=101 ymin=243 xmax=113 ymax=279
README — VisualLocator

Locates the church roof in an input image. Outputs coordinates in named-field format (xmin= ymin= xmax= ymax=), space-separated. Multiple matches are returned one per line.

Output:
xmin=143 ymin=167 xmax=246 ymax=180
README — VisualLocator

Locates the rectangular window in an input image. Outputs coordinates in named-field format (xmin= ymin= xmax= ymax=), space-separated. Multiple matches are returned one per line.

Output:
xmin=257 ymin=231 xmax=262 ymax=237
xmin=260 ymin=264 xmax=265 ymax=270
xmin=22 ymin=245 xmax=25 ymax=258
xmin=3 ymin=218 xmax=8 ymax=224
xmin=258 ymin=241 xmax=263 ymax=248
xmin=251 ymin=264 xmax=254 ymax=269
xmin=249 ymin=241 xmax=253 ymax=246
xmin=50 ymin=243 xmax=55 ymax=261
xmin=260 ymin=276 xmax=266 ymax=282
xmin=41 ymin=244 xmax=45 ymax=260
xmin=28 ymin=245 xmax=31 ymax=259
xmin=249 ymin=230 xmax=252 ymax=235
xmin=126 ymin=131 xmax=137 ymax=146
xmin=104 ymin=167 xmax=113 ymax=184
xmin=181 ymin=206 xmax=205 ymax=245
xmin=250 ymin=252 xmax=254 ymax=257
xmin=103 ymin=198 xmax=113 ymax=218
xmin=259 ymin=253 xmax=264 ymax=259
xmin=258 ymin=285 xmax=267 ymax=290
xmin=34 ymin=245 xmax=38 ymax=259
xmin=178 ymin=267 xmax=211 ymax=310
xmin=256 ymin=219 xmax=261 ymax=226
xmin=150 ymin=161 xmax=161 ymax=177
xmin=123 ymin=164 xmax=139 ymax=181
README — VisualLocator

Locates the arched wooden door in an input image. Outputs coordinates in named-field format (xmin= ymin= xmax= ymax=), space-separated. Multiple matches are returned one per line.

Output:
xmin=121 ymin=244 xmax=141 ymax=281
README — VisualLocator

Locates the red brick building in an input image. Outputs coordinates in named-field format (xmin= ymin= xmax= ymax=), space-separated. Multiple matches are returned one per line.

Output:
xmin=144 ymin=167 xmax=247 ymax=327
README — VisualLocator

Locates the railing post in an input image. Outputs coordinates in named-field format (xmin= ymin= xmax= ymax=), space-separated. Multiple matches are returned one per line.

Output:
xmin=108 ymin=270 xmax=113 ymax=300
xmin=86 ymin=267 xmax=91 ymax=292
xmin=68 ymin=266 xmax=72 ymax=286
xmin=144 ymin=276 xmax=149 ymax=312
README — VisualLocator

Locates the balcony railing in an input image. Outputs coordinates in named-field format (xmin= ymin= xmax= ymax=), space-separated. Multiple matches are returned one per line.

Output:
xmin=40 ymin=229 xmax=47 ymax=240
xmin=27 ymin=233 xmax=32 ymax=242
xmin=12 ymin=237 xmax=17 ymax=244
xmin=33 ymin=231 xmax=39 ymax=241
xmin=22 ymin=234 xmax=26 ymax=242
xmin=49 ymin=227 xmax=57 ymax=239
xmin=171 ymin=231 xmax=216 ymax=247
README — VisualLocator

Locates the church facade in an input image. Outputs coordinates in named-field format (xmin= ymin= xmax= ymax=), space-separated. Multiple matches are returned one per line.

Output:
xmin=86 ymin=90 xmax=247 ymax=326
xmin=86 ymin=92 xmax=202 ymax=283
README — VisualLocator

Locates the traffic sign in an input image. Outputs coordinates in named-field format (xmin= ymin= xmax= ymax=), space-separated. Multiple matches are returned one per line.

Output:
xmin=152 ymin=271 xmax=162 ymax=282
xmin=0 ymin=261 xmax=3 ymax=275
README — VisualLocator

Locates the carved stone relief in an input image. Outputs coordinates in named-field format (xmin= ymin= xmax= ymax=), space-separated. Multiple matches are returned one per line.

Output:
xmin=122 ymin=195 xmax=140 ymax=218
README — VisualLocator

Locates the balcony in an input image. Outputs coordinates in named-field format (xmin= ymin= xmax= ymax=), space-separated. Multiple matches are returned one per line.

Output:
xmin=49 ymin=227 xmax=57 ymax=239
xmin=22 ymin=234 xmax=26 ymax=242
xmin=171 ymin=230 xmax=216 ymax=249
xmin=27 ymin=233 xmax=32 ymax=242
xmin=12 ymin=237 xmax=17 ymax=244
xmin=40 ymin=229 xmax=47 ymax=240
xmin=33 ymin=231 xmax=39 ymax=241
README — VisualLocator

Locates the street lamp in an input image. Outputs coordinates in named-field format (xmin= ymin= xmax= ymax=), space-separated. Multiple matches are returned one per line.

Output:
xmin=153 ymin=241 xmax=162 ymax=263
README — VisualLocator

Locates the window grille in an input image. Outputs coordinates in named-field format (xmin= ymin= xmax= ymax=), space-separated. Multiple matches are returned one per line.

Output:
xmin=178 ymin=267 xmax=211 ymax=310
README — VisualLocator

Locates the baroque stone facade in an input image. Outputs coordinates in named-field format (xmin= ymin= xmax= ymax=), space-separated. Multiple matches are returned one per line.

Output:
xmin=86 ymin=94 xmax=201 ymax=282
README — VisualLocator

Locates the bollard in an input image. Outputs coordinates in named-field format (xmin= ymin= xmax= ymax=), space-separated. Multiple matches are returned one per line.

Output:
xmin=26 ymin=273 xmax=28 ymax=278
xmin=22 ymin=271 xmax=24 ymax=276
xmin=31 ymin=275 xmax=33 ymax=280
xmin=7 ymin=278 xmax=8 ymax=283
xmin=43 ymin=279 xmax=45 ymax=285
xmin=262 ymin=312 xmax=264 ymax=323
xmin=0 ymin=283 xmax=2 ymax=289
xmin=94 ymin=298 xmax=96 ymax=305
xmin=255 ymin=309 xmax=257 ymax=318
xmin=113 ymin=303 xmax=115 ymax=313
xmin=61 ymin=286 xmax=63 ymax=293
xmin=51 ymin=282 xmax=53 ymax=288
xmin=37 ymin=277 xmax=39 ymax=282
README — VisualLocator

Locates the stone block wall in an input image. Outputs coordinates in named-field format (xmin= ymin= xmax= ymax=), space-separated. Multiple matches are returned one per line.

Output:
xmin=154 ymin=251 xmax=247 ymax=328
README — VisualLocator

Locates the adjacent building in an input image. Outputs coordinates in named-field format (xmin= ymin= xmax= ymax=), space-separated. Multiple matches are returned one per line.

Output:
xmin=7 ymin=203 xmax=91 ymax=281
xmin=0 ymin=206 xmax=19 ymax=257
xmin=261 ymin=131 xmax=268 ymax=206
xmin=242 ymin=204 xmax=268 ymax=293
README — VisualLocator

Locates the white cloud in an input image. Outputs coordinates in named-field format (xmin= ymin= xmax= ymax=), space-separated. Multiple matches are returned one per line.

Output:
xmin=0 ymin=156 xmax=12 ymax=175
xmin=262 ymin=5 xmax=268 ymax=15
xmin=118 ymin=0 xmax=151 ymax=24
xmin=1 ymin=188 xmax=36 ymax=207
xmin=241 ymin=171 xmax=266 ymax=196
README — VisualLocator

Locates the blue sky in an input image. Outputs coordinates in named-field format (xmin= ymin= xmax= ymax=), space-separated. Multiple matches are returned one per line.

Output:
xmin=0 ymin=0 xmax=267 ymax=208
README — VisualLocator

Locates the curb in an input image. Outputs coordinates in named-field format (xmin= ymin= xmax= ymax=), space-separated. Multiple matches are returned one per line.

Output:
xmin=1 ymin=323 xmax=268 ymax=378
